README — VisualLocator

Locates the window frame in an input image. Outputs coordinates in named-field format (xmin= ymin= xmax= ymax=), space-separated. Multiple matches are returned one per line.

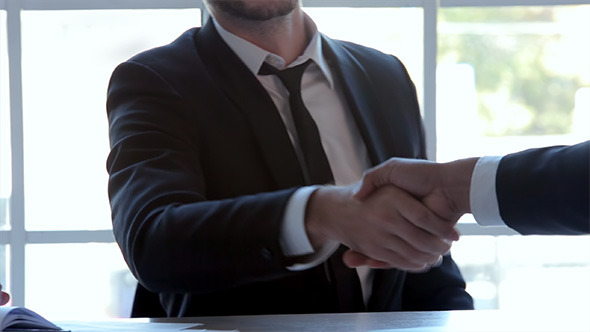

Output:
xmin=0 ymin=0 xmax=587 ymax=307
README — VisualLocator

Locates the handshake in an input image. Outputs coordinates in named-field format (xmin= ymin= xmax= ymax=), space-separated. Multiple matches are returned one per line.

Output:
xmin=305 ymin=157 xmax=479 ymax=272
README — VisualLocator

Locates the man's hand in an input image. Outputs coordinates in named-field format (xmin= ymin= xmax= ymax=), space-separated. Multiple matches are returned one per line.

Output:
xmin=305 ymin=184 xmax=459 ymax=272
xmin=0 ymin=283 xmax=9 ymax=305
xmin=342 ymin=157 xmax=479 ymax=268
xmin=354 ymin=157 xmax=479 ymax=218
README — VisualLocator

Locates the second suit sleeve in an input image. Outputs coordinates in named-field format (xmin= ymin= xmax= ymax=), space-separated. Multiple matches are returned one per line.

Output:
xmin=496 ymin=141 xmax=590 ymax=235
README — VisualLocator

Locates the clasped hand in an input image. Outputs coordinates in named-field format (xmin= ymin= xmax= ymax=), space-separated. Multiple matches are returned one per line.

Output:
xmin=306 ymin=158 xmax=475 ymax=272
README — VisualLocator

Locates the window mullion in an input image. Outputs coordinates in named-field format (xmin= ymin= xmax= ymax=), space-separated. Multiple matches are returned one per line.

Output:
xmin=201 ymin=5 xmax=210 ymax=23
xmin=423 ymin=0 xmax=438 ymax=161
xmin=7 ymin=0 xmax=25 ymax=308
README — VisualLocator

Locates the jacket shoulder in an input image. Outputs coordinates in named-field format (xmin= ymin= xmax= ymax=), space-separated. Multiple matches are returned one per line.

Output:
xmin=126 ymin=28 xmax=201 ymax=68
xmin=323 ymin=36 xmax=413 ymax=86
xmin=326 ymin=36 xmax=405 ymax=67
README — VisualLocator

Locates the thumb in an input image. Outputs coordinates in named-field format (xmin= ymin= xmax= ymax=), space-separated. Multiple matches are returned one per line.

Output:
xmin=352 ymin=181 xmax=375 ymax=201
xmin=353 ymin=167 xmax=387 ymax=200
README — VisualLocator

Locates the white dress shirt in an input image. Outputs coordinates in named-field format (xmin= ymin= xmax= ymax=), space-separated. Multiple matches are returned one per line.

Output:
xmin=212 ymin=17 xmax=374 ymax=303
xmin=470 ymin=156 xmax=507 ymax=227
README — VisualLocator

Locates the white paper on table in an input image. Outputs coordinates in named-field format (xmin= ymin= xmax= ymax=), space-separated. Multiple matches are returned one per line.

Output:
xmin=57 ymin=320 xmax=202 ymax=332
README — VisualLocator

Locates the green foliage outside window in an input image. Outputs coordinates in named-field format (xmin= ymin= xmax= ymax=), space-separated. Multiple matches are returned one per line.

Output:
xmin=439 ymin=6 xmax=588 ymax=136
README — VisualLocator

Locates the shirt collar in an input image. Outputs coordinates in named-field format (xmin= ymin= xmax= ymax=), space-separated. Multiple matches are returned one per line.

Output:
xmin=211 ymin=15 xmax=334 ymax=88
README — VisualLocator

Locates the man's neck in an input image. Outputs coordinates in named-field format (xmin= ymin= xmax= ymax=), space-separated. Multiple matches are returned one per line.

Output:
xmin=213 ymin=9 xmax=310 ymax=65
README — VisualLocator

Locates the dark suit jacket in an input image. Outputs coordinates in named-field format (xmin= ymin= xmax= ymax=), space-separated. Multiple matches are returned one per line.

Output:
xmin=106 ymin=19 xmax=473 ymax=317
xmin=497 ymin=140 xmax=590 ymax=235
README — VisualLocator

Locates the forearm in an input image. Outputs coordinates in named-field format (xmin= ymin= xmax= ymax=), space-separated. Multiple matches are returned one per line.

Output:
xmin=497 ymin=142 xmax=590 ymax=234
xmin=112 ymin=185 xmax=298 ymax=294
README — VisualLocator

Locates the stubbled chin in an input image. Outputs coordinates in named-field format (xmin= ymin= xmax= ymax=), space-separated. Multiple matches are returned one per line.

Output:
xmin=209 ymin=0 xmax=298 ymax=21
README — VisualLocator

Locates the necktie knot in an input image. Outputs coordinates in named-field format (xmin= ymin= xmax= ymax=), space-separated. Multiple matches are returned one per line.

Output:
xmin=259 ymin=59 xmax=312 ymax=94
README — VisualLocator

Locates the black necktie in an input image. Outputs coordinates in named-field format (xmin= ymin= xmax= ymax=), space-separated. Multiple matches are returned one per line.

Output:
xmin=259 ymin=60 xmax=333 ymax=185
xmin=259 ymin=60 xmax=365 ymax=312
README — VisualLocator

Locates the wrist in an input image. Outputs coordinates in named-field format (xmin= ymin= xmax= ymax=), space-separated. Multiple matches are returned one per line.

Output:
xmin=304 ymin=187 xmax=328 ymax=249
xmin=304 ymin=185 xmax=352 ymax=249
xmin=441 ymin=157 xmax=479 ymax=214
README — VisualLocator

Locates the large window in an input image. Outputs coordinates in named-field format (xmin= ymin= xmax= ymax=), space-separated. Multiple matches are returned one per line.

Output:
xmin=437 ymin=4 xmax=590 ymax=311
xmin=1 ymin=0 xmax=588 ymax=319
xmin=437 ymin=5 xmax=589 ymax=161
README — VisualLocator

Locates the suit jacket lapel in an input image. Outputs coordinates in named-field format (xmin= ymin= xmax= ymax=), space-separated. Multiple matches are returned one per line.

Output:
xmin=320 ymin=35 xmax=426 ymax=165
xmin=320 ymin=35 xmax=389 ymax=166
xmin=194 ymin=20 xmax=306 ymax=189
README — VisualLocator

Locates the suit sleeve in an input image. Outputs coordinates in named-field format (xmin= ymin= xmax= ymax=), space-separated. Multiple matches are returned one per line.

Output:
xmin=496 ymin=141 xmax=590 ymax=235
xmin=106 ymin=60 xmax=299 ymax=294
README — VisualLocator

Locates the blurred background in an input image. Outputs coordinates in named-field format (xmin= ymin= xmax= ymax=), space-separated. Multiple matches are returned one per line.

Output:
xmin=1 ymin=0 xmax=588 ymax=320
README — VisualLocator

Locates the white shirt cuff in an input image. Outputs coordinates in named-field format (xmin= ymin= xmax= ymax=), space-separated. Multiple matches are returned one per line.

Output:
xmin=280 ymin=186 xmax=339 ymax=271
xmin=470 ymin=156 xmax=506 ymax=227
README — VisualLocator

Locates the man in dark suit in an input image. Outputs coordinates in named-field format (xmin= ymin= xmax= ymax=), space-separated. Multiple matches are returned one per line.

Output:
xmin=106 ymin=0 xmax=472 ymax=317
xmin=353 ymin=141 xmax=589 ymax=241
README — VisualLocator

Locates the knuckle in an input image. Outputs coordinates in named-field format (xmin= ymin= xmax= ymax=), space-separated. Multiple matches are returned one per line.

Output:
xmin=413 ymin=209 xmax=431 ymax=227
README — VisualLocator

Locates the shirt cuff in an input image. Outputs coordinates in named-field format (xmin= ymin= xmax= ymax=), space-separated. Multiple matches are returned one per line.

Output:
xmin=470 ymin=156 xmax=506 ymax=227
xmin=280 ymin=186 xmax=339 ymax=271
